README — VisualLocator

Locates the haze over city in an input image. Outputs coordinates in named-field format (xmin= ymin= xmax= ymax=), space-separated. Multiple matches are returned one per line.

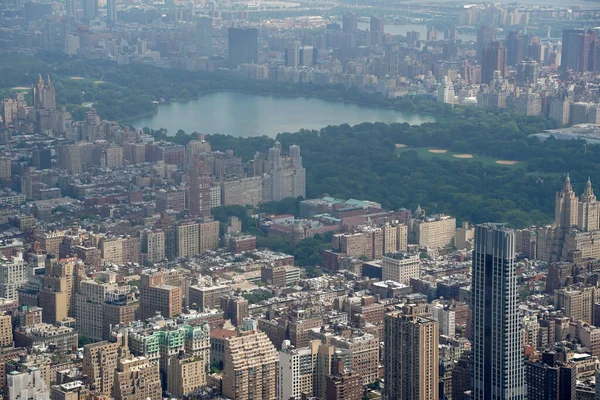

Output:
xmin=0 ymin=0 xmax=599 ymax=398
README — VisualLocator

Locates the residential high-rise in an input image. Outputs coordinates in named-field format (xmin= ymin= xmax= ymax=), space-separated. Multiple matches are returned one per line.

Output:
xmin=222 ymin=321 xmax=278 ymax=400
xmin=38 ymin=257 xmax=70 ymax=324
xmin=431 ymin=303 xmax=456 ymax=337
xmin=82 ymin=333 xmax=130 ymax=396
xmin=220 ymin=294 xmax=249 ymax=326
xmin=228 ymin=28 xmax=258 ymax=68
xmin=139 ymin=271 xmax=182 ymax=320
xmin=471 ymin=224 xmax=526 ymax=400
xmin=141 ymin=229 xmax=166 ymax=263
xmin=0 ymin=159 xmax=10 ymax=179
xmin=525 ymin=360 xmax=559 ymax=400
xmin=102 ymin=292 xmax=138 ymax=340
xmin=278 ymin=340 xmax=319 ymax=400
xmin=112 ymin=356 xmax=161 ymax=400
xmin=187 ymin=157 xmax=211 ymax=218
xmin=381 ymin=253 xmax=420 ymax=284
xmin=75 ymin=278 xmax=118 ymax=342
xmin=451 ymin=352 xmax=472 ymax=400
xmin=0 ymin=313 xmax=13 ymax=347
xmin=199 ymin=220 xmax=219 ymax=253
xmin=183 ymin=323 xmax=211 ymax=363
xmin=516 ymin=58 xmax=539 ymax=84
xmin=555 ymin=173 xmax=578 ymax=228
xmin=167 ymin=352 xmax=207 ymax=397
xmin=481 ymin=41 xmax=507 ymax=84
xmin=0 ymin=252 xmax=27 ymax=300
xmin=176 ymin=221 xmax=199 ymax=258
xmin=578 ymin=177 xmax=599 ymax=232
xmin=32 ymin=74 xmax=55 ymax=110
xmin=288 ymin=144 xmax=306 ymax=199
xmin=189 ymin=284 xmax=229 ymax=311
xmin=555 ymin=286 xmax=595 ymax=323
xmin=384 ymin=306 xmax=439 ymax=400
xmin=326 ymin=358 xmax=362 ymax=400
xmin=407 ymin=211 xmax=456 ymax=249
xmin=156 ymin=189 xmax=186 ymax=212
xmin=549 ymin=98 xmax=572 ymax=126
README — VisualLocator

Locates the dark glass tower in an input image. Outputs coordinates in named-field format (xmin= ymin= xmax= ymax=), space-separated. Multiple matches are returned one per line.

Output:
xmin=227 ymin=27 xmax=258 ymax=68
xmin=472 ymin=224 xmax=525 ymax=400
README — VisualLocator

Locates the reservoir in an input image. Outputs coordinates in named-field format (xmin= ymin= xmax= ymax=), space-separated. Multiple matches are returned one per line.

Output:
xmin=130 ymin=91 xmax=436 ymax=138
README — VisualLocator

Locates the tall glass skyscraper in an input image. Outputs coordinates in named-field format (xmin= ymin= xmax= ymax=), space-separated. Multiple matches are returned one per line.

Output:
xmin=472 ymin=224 xmax=525 ymax=400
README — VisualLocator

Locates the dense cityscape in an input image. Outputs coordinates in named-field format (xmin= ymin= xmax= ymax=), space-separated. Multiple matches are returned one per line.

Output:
xmin=1 ymin=0 xmax=600 ymax=398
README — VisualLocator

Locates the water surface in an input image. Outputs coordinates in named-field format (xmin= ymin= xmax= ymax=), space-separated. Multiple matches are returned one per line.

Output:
xmin=132 ymin=91 xmax=436 ymax=137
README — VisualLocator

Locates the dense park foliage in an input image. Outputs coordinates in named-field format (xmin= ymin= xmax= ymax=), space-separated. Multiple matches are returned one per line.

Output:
xmin=0 ymin=53 xmax=453 ymax=122
xmin=3 ymin=53 xmax=597 ymax=229
xmin=207 ymin=110 xmax=594 ymax=229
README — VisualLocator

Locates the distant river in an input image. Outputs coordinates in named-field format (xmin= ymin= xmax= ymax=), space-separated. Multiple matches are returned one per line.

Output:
xmin=130 ymin=91 xmax=436 ymax=138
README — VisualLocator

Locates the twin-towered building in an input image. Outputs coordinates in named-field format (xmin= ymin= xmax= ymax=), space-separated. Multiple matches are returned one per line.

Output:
xmin=538 ymin=175 xmax=600 ymax=262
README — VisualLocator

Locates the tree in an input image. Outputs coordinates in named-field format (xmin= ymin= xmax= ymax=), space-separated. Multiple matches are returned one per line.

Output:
xmin=78 ymin=335 xmax=92 ymax=347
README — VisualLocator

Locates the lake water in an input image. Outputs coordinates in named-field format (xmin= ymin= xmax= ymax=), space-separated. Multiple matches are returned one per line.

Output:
xmin=131 ymin=91 xmax=436 ymax=138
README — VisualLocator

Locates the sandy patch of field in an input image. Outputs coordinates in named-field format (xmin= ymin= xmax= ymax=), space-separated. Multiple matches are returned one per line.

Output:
xmin=395 ymin=144 xmax=407 ymax=148
xmin=453 ymin=154 xmax=474 ymax=159
xmin=93 ymin=80 xmax=105 ymax=84
xmin=70 ymin=76 xmax=85 ymax=80
xmin=11 ymin=86 xmax=29 ymax=90
xmin=496 ymin=160 xmax=519 ymax=165
xmin=428 ymin=149 xmax=448 ymax=154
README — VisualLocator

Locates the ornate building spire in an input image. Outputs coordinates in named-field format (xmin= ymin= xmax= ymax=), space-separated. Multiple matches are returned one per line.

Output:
xmin=563 ymin=172 xmax=573 ymax=192
xmin=583 ymin=177 xmax=594 ymax=198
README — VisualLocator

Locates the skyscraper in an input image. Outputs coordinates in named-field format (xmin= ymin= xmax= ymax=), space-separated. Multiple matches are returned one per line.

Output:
xmin=578 ymin=177 xmax=599 ymax=232
xmin=32 ymin=75 xmax=55 ymax=110
xmin=106 ymin=0 xmax=116 ymax=25
xmin=82 ymin=0 xmax=97 ymax=19
xmin=505 ymin=31 xmax=524 ymax=66
xmin=342 ymin=12 xmax=357 ymax=33
xmin=299 ymin=46 xmax=314 ymax=66
xmin=65 ymin=0 xmax=76 ymax=17
xmin=384 ymin=306 xmax=439 ymax=400
xmin=476 ymin=25 xmax=496 ymax=63
xmin=481 ymin=41 xmax=507 ymax=84
xmin=196 ymin=17 xmax=212 ymax=57
xmin=561 ymin=29 xmax=597 ymax=73
xmin=187 ymin=157 xmax=210 ymax=218
xmin=370 ymin=16 xmax=384 ymax=33
xmin=555 ymin=173 xmax=578 ymax=228
xmin=285 ymin=41 xmax=300 ymax=67
xmin=471 ymin=224 xmax=526 ymax=400
xmin=228 ymin=28 xmax=258 ymax=68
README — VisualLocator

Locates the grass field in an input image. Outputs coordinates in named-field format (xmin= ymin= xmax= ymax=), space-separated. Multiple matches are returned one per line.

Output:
xmin=395 ymin=146 xmax=527 ymax=169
